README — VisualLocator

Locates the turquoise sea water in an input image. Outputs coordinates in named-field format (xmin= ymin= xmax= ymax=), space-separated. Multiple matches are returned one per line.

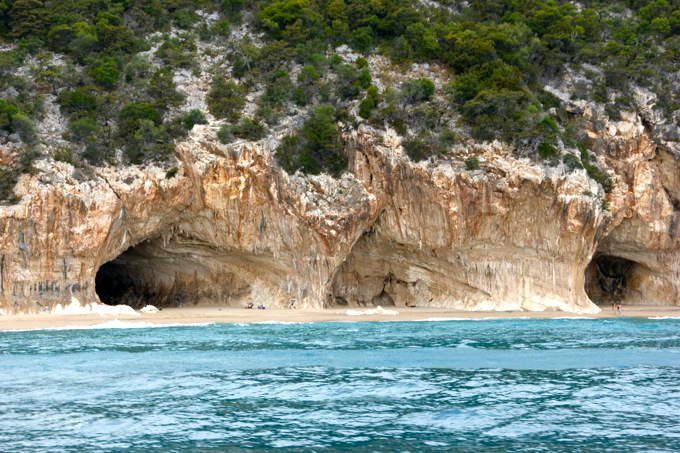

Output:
xmin=1 ymin=317 xmax=680 ymax=452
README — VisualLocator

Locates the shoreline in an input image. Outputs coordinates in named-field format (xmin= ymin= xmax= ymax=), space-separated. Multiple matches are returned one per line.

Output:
xmin=1 ymin=305 xmax=679 ymax=331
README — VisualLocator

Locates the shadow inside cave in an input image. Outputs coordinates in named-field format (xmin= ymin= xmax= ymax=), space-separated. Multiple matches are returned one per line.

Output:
xmin=584 ymin=254 xmax=640 ymax=304
xmin=94 ymin=236 xmax=281 ymax=309
xmin=95 ymin=241 xmax=177 ymax=308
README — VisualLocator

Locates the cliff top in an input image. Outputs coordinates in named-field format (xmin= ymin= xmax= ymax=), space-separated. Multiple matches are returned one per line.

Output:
xmin=0 ymin=0 xmax=679 ymax=203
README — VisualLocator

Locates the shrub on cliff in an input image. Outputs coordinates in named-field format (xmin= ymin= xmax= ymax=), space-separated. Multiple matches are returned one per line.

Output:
xmin=0 ymin=99 xmax=37 ymax=144
xmin=88 ymin=57 xmax=121 ymax=88
xmin=275 ymin=104 xmax=346 ymax=176
xmin=359 ymin=85 xmax=380 ymax=119
xmin=155 ymin=34 xmax=197 ymax=69
xmin=403 ymin=132 xmax=447 ymax=162
xmin=118 ymin=102 xmax=161 ymax=137
xmin=68 ymin=116 xmax=98 ymax=143
xmin=259 ymin=0 xmax=325 ymax=42
xmin=465 ymin=155 xmax=480 ymax=171
xmin=218 ymin=118 xmax=266 ymax=144
xmin=275 ymin=134 xmax=304 ymax=173
xmin=301 ymin=104 xmax=346 ymax=175
xmin=262 ymin=70 xmax=294 ymax=107
xmin=460 ymin=89 xmax=534 ymax=142
xmin=58 ymin=88 xmax=97 ymax=117
xmin=117 ymin=102 xmax=168 ymax=162
xmin=207 ymin=78 xmax=247 ymax=121
xmin=580 ymin=146 xmax=613 ymax=193
xmin=148 ymin=68 xmax=185 ymax=113
xmin=180 ymin=109 xmax=207 ymax=131
xmin=563 ymin=153 xmax=583 ymax=171
xmin=538 ymin=142 xmax=558 ymax=159
xmin=334 ymin=63 xmax=365 ymax=101
xmin=0 ymin=148 xmax=37 ymax=202
xmin=401 ymin=78 xmax=435 ymax=104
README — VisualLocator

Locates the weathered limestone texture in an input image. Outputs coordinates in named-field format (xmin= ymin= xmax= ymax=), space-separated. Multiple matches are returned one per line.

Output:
xmin=0 ymin=115 xmax=678 ymax=314
xmin=582 ymin=109 xmax=680 ymax=306
xmin=333 ymin=132 xmax=608 ymax=313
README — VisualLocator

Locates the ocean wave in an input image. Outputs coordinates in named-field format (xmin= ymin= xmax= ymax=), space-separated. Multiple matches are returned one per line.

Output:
xmin=346 ymin=306 xmax=399 ymax=316
xmin=52 ymin=297 xmax=140 ymax=316
xmin=2 ymin=320 xmax=215 ymax=332
xmin=413 ymin=317 xmax=471 ymax=322
xmin=250 ymin=321 xmax=305 ymax=325
xmin=457 ymin=339 xmax=477 ymax=349
xmin=412 ymin=317 xmax=534 ymax=321
xmin=648 ymin=316 xmax=680 ymax=320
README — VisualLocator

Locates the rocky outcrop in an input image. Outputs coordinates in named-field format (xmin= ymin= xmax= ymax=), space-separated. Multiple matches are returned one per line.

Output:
xmin=0 ymin=111 xmax=678 ymax=314
xmin=333 ymin=134 xmax=608 ymax=312
xmin=0 ymin=126 xmax=381 ymax=313
xmin=583 ymin=108 xmax=680 ymax=306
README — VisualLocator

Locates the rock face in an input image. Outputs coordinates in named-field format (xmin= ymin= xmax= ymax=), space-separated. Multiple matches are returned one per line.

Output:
xmin=0 ymin=113 xmax=678 ymax=314
xmin=582 ymin=110 xmax=680 ymax=307
xmin=333 ymin=134 xmax=608 ymax=312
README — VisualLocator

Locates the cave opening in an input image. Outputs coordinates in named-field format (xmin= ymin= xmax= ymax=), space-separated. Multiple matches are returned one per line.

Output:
xmin=95 ymin=242 xmax=169 ymax=308
xmin=95 ymin=235 xmax=290 ymax=309
xmin=584 ymin=254 xmax=639 ymax=305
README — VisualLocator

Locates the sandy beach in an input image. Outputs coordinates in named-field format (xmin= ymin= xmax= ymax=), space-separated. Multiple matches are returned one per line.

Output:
xmin=1 ymin=304 xmax=679 ymax=331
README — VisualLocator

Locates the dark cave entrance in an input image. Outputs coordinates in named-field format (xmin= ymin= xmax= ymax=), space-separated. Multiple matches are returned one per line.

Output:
xmin=95 ymin=236 xmax=282 ymax=309
xmin=95 ymin=243 xmax=165 ymax=308
xmin=95 ymin=260 xmax=135 ymax=306
xmin=584 ymin=254 xmax=638 ymax=304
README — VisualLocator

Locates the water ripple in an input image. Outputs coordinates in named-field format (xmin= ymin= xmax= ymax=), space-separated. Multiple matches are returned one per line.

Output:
xmin=0 ymin=318 xmax=679 ymax=451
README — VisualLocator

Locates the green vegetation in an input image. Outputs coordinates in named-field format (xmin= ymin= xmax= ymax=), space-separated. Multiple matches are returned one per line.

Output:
xmin=0 ymin=99 xmax=38 ymax=201
xmin=0 ymin=99 xmax=37 ymax=144
xmin=359 ymin=85 xmax=379 ymax=119
xmin=207 ymin=78 xmax=247 ymax=120
xmin=180 ymin=109 xmax=208 ymax=131
xmin=538 ymin=142 xmax=558 ymax=159
xmin=465 ymin=155 xmax=480 ymax=171
xmin=401 ymin=78 xmax=435 ymax=104
xmin=276 ymin=104 xmax=346 ymax=176
xmin=580 ymin=145 xmax=613 ymax=193
xmin=218 ymin=118 xmax=267 ymax=144
xmin=0 ymin=0 xmax=677 ymax=200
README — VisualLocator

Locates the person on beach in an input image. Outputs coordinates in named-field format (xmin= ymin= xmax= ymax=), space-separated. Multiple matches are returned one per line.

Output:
xmin=616 ymin=303 xmax=622 ymax=315
xmin=611 ymin=302 xmax=616 ymax=313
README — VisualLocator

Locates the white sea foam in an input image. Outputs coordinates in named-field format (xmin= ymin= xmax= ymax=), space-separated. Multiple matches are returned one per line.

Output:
xmin=2 ymin=320 xmax=215 ymax=332
xmin=61 ymin=320 xmax=158 ymax=329
xmin=413 ymin=317 xmax=472 ymax=321
xmin=423 ymin=441 xmax=450 ymax=447
xmin=233 ymin=321 xmax=309 ymax=326
xmin=52 ymin=297 xmax=139 ymax=316
xmin=457 ymin=339 xmax=477 ymax=349
xmin=346 ymin=306 xmax=399 ymax=316
xmin=251 ymin=321 xmax=304 ymax=325
xmin=411 ymin=316 xmax=534 ymax=321
xmin=648 ymin=316 xmax=680 ymax=320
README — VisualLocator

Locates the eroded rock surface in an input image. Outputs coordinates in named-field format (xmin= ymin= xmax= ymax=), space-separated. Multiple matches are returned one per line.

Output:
xmin=0 ymin=113 xmax=678 ymax=314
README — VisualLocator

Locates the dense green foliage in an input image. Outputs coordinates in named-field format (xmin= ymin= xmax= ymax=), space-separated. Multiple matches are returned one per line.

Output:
xmin=217 ymin=118 xmax=267 ymax=143
xmin=207 ymin=78 xmax=247 ymax=120
xmin=276 ymin=104 xmax=346 ymax=176
xmin=0 ymin=0 xmax=678 ymax=200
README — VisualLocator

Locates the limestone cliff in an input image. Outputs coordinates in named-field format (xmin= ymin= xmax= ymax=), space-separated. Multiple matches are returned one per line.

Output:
xmin=0 ymin=108 xmax=678 ymax=314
